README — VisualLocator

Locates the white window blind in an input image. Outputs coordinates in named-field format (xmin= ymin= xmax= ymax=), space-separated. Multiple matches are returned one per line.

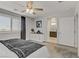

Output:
xmin=0 ymin=15 xmax=11 ymax=32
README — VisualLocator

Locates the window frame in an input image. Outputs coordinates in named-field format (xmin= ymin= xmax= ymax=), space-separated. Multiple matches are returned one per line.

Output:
xmin=0 ymin=13 xmax=21 ymax=33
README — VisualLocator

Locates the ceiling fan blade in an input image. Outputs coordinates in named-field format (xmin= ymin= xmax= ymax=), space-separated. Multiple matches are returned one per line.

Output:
xmin=34 ymin=8 xmax=43 ymax=11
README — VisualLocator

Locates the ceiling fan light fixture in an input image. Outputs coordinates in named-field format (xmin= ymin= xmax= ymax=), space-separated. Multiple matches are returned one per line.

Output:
xmin=26 ymin=8 xmax=34 ymax=14
xmin=22 ymin=1 xmax=43 ymax=15
xmin=51 ymin=23 xmax=56 ymax=25
xmin=26 ymin=8 xmax=30 ymax=13
xmin=29 ymin=9 xmax=34 ymax=14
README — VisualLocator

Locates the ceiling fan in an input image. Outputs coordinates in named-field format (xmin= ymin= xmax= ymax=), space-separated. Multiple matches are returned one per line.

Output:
xmin=22 ymin=1 xmax=44 ymax=15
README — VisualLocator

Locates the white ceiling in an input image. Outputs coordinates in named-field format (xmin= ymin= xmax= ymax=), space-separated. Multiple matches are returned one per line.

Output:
xmin=0 ymin=1 xmax=78 ymax=17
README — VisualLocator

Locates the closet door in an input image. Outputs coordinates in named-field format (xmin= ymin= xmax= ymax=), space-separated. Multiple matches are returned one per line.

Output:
xmin=21 ymin=16 xmax=26 ymax=40
xmin=58 ymin=17 xmax=74 ymax=47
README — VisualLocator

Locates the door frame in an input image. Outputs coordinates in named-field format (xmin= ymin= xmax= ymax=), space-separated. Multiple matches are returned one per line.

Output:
xmin=46 ymin=17 xmax=58 ymax=43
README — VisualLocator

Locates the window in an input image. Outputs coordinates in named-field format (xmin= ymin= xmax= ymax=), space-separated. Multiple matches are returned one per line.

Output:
xmin=0 ymin=15 xmax=11 ymax=32
xmin=0 ymin=14 xmax=21 ymax=33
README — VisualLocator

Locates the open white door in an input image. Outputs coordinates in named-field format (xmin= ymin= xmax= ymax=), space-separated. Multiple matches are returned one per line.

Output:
xmin=58 ymin=17 xmax=74 ymax=47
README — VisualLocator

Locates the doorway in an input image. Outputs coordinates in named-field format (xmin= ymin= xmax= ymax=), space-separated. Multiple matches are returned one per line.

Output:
xmin=47 ymin=17 xmax=57 ymax=43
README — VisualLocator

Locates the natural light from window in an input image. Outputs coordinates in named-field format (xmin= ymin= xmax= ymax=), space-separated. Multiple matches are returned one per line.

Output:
xmin=0 ymin=14 xmax=21 ymax=33
xmin=0 ymin=16 xmax=11 ymax=32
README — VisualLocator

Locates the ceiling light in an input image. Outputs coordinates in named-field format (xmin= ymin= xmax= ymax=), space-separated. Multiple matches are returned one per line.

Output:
xmin=51 ymin=23 xmax=56 ymax=25
xmin=29 ymin=9 xmax=34 ymax=14
xmin=26 ymin=9 xmax=30 ymax=13
xmin=26 ymin=9 xmax=34 ymax=14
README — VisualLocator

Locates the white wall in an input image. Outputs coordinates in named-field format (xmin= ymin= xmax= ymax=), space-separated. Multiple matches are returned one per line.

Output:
xmin=0 ymin=32 xmax=20 ymax=40
xmin=75 ymin=2 xmax=79 ymax=56
xmin=26 ymin=16 xmax=48 ymax=42
xmin=48 ymin=18 xmax=57 ymax=32
xmin=26 ymin=17 xmax=35 ymax=40
xmin=57 ymin=17 xmax=75 ymax=47
xmin=34 ymin=16 xmax=48 ymax=41
xmin=74 ymin=8 xmax=78 ymax=48
xmin=50 ymin=25 xmax=57 ymax=32
xmin=34 ymin=17 xmax=45 ymax=34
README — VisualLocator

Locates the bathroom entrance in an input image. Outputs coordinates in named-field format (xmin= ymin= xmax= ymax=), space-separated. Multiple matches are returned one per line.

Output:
xmin=47 ymin=17 xmax=57 ymax=43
